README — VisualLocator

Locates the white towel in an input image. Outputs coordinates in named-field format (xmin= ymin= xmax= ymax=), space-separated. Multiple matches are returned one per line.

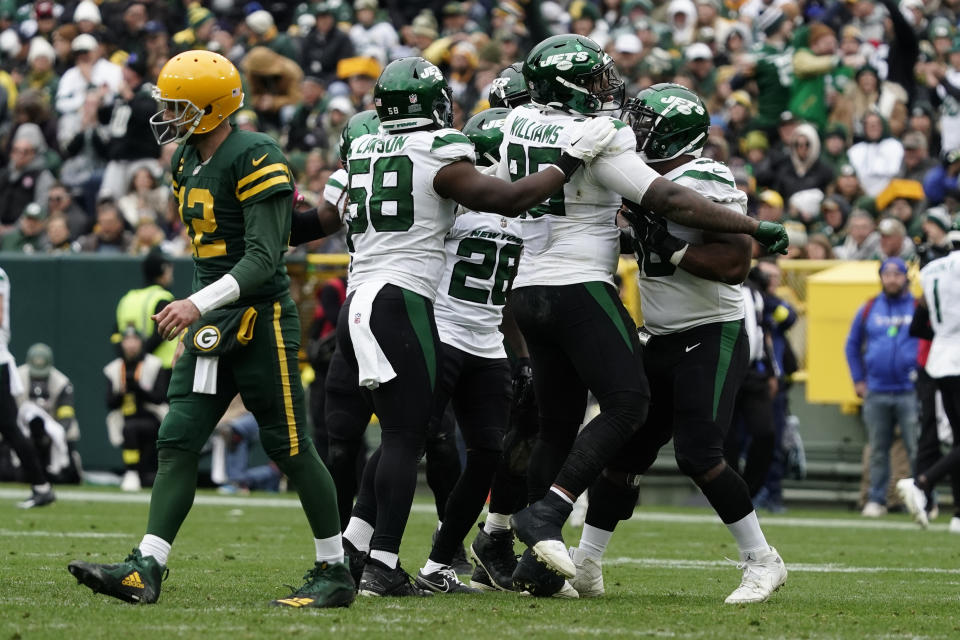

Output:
xmin=193 ymin=356 xmax=219 ymax=394
xmin=348 ymin=281 xmax=397 ymax=389
xmin=17 ymin=401 xmax=69 ymax=475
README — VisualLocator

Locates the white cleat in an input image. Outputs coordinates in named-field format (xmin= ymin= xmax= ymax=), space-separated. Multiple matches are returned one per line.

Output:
xmin=895 ymin=479 xmax=928 ymax=529
xmin=120 ymin=470 xmax=141 ymax=492
xmin=553 ymin=580 xmax=579 ymax=599
xmin=531 ymin=540 xmax=576 ymax=579
xmin=724 ymin=547 xmax=787 ymax=604
xmin=569 ymin=547 xmax=604 ymax=597
xmin=860 ymin=501 xmax=887 ymax=518
xmin=949 ymin=517 xmax=960 ymax=534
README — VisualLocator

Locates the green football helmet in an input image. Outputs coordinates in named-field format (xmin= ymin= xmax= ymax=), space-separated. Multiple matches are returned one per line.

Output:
xmin=488 ymin=63 xmax=529 ymax=109
xmin=522 ymin=34 xmax=625 ymax=115
xmin=339 ymin=110 xmax=380 ymax=162
xmin=373 ymin=57 xmax=453 ymax=132
xmin=462 ymin=107 xmax=511 ymax=166
xmin=621 ymin=83 xmax=709 ymax=163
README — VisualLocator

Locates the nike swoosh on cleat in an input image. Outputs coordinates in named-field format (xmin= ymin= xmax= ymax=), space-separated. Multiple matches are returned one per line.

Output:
xmin=685 ymin=343 xmax=701 ymax=353
xmin=419 ymin=576 xmax=451 ymax=593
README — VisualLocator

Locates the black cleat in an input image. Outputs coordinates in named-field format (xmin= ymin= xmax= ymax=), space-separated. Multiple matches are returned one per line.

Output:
xmin=68 ymin=548 xmax=167 ymax=604
xmin=512 ymin=549 xmax=578 ymax=598
xmin=343 ymin=538 xmax=367 ymax=589
xmin=414 ymin=567 xmax=482 ymax=594
xmin=468 ymin=523 xmax=517 ymax=591
xmin=271 ymin=560 xmax=356 ymax=608
xmin=511 ymin=496 xmax=575 ymax=578
xmin=469 ymin=564 xmax=499 ymax=591
xmin=358 ymin=559 xmax=433 ymax=597
xmin=17 ymin=489 xmax=55 ymax=509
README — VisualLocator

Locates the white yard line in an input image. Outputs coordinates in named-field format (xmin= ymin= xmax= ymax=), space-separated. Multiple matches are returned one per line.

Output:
xmin=0 ymin=529 xmax=127 ymax=538
xmin=604 ymin=556 xmax=960 ymax=574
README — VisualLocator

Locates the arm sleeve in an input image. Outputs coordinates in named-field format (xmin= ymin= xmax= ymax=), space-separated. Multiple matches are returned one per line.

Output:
xmin=591 ymin=150 xmax=660 ymax=204
xmin=844 ymin=306 xmax=867 ymax=383
xmin=793 ymin=49 xmax=835 ymax=78
xmin=909 ymin=302 xmax=934 ymax=340
xmin=229 ymin=191 xmax=292 ymax=295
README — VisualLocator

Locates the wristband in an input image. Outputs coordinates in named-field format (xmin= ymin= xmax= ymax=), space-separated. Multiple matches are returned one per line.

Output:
xmin=187 ymin=274 xmax=240 ymax=315
xmin=554 ymin=152 xmax=583 ymax=181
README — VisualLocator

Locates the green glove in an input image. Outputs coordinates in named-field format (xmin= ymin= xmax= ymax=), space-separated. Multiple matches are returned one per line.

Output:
xmin=754 ymin=220 xmax=789 ymax=255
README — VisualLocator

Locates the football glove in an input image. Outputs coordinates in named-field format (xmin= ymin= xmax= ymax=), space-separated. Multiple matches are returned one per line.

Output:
xmin=621 ymin=200 xmax=688 ymax=266
xmin=511 ymin=357 xmax=535 ymax=415
xmin=554 ymin=116 xmax=617 ymax=180
xmin=754 ymin=220 xmax=789 ymax=255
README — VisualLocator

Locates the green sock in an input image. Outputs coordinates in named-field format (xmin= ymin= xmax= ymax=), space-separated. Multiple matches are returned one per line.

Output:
xmin=276 ymin=443 xmax=341 ymax=539
xmin=146 ymin=447 xmax=199 ymax=543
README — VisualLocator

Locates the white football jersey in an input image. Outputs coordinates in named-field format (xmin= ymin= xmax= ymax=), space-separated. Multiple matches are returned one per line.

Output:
xmin=0 ymin=267 xmax=9 ymax=354
xmin=434 ymin=211 xmax=523 ymax=358
xmin=497 ymin=104 xmax=657 ymax=288
xmin=920 ymin=251 xmax=960 ymax=378
xmin=344 ymin=128 xmax=475 ymax=300
xmin=323 ymin=168 xmax=348 ymax=219
xmin=638 ymin=157 xmax=748 ymax=335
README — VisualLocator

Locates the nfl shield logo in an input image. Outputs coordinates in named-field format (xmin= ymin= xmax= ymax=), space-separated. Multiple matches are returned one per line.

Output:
xmin=409 ymin=94 xmax=418 ymax=103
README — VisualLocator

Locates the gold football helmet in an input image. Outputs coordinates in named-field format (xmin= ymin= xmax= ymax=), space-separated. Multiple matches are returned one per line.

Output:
xmin=150 ymin=50 xmax=244 ymax=144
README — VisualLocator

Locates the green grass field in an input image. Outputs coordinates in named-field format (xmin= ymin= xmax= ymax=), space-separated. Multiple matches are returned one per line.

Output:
xmin=2 ymin=484 xmax=958 ymax=640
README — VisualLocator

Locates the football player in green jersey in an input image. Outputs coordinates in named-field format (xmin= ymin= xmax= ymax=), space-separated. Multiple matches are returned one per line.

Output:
xmin=67 ymin=51 xmax=355 ymax=609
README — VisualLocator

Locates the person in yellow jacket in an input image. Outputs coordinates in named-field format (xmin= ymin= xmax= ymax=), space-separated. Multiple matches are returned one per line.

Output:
xmin=114 ymin=248 xmax=175 ymax=369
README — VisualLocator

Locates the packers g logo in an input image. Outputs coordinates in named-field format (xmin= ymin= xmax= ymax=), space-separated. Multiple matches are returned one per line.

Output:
xmin=659 ymin=95 xmax=705 ymax=116
xmin=539 ymin=52 xmax=590 ymax=71
xmin=193 ymin=326 xmax=221 ymax=351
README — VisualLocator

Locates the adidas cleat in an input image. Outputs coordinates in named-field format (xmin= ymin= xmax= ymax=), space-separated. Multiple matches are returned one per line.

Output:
xmin=511 ymin=497 xmax=576 ymax=579
xmin=468 ymin=523 xmax=517 ymax=591
xmin=68 ymin=548 xmax=167 ymax=604
xmin=271 ymin=560 xmax=356 ymax=608
xmin=512 ymin=549 xmax=578 ymax=598
xmin=358 ymin=559 xmax=433 ymax=597
xmin=414 ymin=566 xmax=482 ymax=594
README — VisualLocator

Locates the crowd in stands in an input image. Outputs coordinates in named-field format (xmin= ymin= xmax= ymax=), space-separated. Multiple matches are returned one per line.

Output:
xmin=0 ymin=0 xmax=956 ymax=262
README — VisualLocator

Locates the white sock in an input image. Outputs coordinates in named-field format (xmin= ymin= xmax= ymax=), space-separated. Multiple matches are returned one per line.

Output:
xmin=550 ymin=486 xmax=574 ymax=505
xmin=315 ymin=533 xmax=344 ymax=564
xmin=370 ymin=549 xmax=398 ymax=569
xmin=484 ymin=512 xmax=511 ymax=534
xmin=726 ymin=511 xmax=769 ymax=557
xmin=422 ymin=559 xmax=447 ymax=575
xmin=343 ymin=517 xmax=374 ymax=552
xmin=578 ymin=524 xmax=613 ymax=559
xmin=33 ymin=482 xmax=51 ymax=493
xmin=139 ymin=534 xmax=171 ymax=566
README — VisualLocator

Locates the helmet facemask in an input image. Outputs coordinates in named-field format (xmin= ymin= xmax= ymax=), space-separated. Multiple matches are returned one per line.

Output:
xmin=622 ymin=98 xmax=661 ymax=160
xmin=576 ymin=61 xmax=625 ymax=113
xmin=150 ymin=87 xmax=204 ymax=145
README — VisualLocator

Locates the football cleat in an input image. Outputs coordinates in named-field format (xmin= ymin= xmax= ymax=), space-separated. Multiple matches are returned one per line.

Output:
xmin=414 ymin=566 xmax=482 ymax=594
xmin=271 ymin=560 xmax=356 ymax=608
xmin=358 ymin=559 xmax=433 ymax=597
xmin=896 ymin=479 xmax=929 ymax=529
xmin=468 ymin=523 xmax=518 ymax=591
xmin=860 ymin=501 xmax=887 ymax=518
xmin=512 ymin=549 xmax=578 ymax=598
xmin=68 ymin=548 xmax=167 ymax=604
xmin=569 ymin=547 xmax=604 ymax=597
xmin=950 ymin=517 xmax=960 ymax=534
xmin=17 ymin=488 xmax=55 ymax=509
xmin=469 ymin=564 xmax=499 ymax=591
xmin=724 ymin=547 xmax=787 ymax=604
xmin=343 ymin=538 xmax=367 ymax=589
xmin=511 ymin=498 xmax=576 ymax=578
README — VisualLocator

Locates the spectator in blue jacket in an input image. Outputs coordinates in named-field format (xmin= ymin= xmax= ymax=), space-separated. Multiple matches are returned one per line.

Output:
xmin=845 ymin=257 xmax=919 ymax=518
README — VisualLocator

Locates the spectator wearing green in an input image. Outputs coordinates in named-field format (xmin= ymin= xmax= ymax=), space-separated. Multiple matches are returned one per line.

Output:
xmin=1 ymin=203 xmax=48 ymax=253
xmin=246 ymin=10 xmax=299 ymax=63
xmin=734 ymin=8 xmax=794 ymax=135
xmin=790 ymin=23 xmax=839 ymax=132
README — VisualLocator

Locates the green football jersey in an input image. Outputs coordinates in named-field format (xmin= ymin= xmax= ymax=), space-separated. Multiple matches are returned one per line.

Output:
xmin=753 ymin=42 xmax=794 ymax=129
xmin=171 ymin=128 xmax=294 ymax=306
